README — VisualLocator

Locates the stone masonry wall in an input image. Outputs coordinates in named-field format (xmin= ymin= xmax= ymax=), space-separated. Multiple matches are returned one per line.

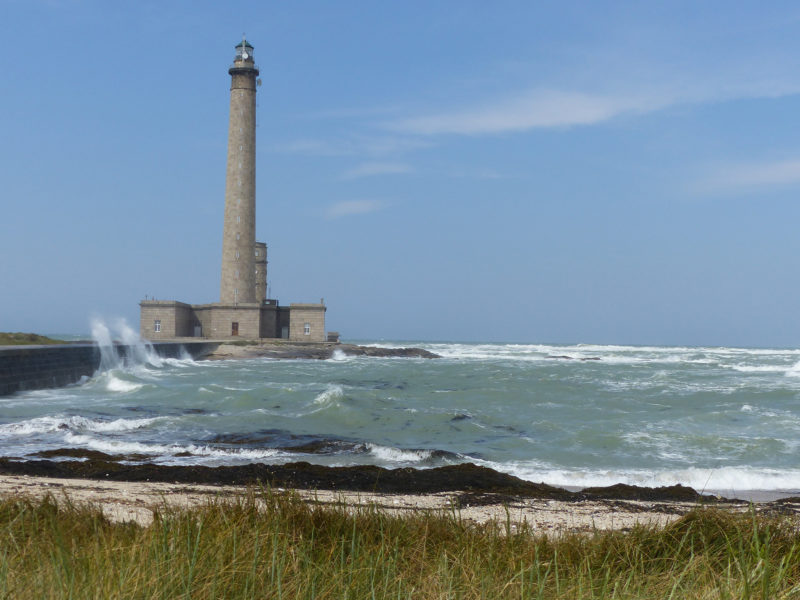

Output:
xmin=288 ymin=304 xmax=326 ymax=342
xmin=220 ymin=56 xmax=258 ymax=304
xmin=0 ymin=342 xmax=218 ymax=397
xmin=140 ymin=301 xmax=194 ymax=340
xmin=208 ymin=304 xmax=262 ymax=339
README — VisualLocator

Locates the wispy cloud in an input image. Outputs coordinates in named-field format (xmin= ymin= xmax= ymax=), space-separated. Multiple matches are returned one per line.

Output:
xmin=386 ymin=89 xmax=671 ymax=135
xmin=341 ymin=162 xmax=412 ymax=180
xmin=325 ymin=200 xmax=386 ymax=219
xmin=698 ymin=158 xmax=800 ymax=194
xmin=385 ymin=75 xmax=800 ymax=137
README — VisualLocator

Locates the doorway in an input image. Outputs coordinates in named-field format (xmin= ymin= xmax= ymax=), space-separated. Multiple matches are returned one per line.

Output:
xmin=231 ymin=322 xmax=239 ymax=336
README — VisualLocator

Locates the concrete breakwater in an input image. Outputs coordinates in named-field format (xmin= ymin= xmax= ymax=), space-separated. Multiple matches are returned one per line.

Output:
xmin=0 ymin=341 xmax=219 ymax=397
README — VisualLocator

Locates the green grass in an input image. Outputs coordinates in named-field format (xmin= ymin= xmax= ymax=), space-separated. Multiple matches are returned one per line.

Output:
xmin=1 ymin=490 xmax=799 ymax=599
xmin=0 ymin=332 xmax=66 ymax=346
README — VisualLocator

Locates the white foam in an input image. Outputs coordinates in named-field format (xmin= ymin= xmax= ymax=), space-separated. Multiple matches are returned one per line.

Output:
xmin=313 ymin=384 xmax=344 ymax=405
xmin=0 ymin=415 xmax=161 ymax=436
xmin=105 ymin=374 xmax=143 ymax=393
xmin=484 ymin=460 xmax=800 ymax=492
xmin=366 ymin=443 xmax=432 ymax=463
xmin=87 ymin=417 xmax=162 ymax=432
xmin=188 ymin=445 xmax=284 ymax=460
xmin=89 ymin=317 xmax=166 ymax=374
xmin=330 ymin=349 xmax=348 ymax=361
xmin=382 ymin=341 xmax=800 ymax=369
xmin=785 ymin=359 xmax=800 ymax=377
xmin=61 ymin=435 xmax=287 ymax=461
xmin=163 ymin=357 xmax=196 ymax=368
xmin=728 ymin=364 xmax=786 ymax=373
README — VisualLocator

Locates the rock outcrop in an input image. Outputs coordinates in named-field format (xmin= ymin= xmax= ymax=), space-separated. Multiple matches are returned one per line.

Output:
xmin=206 ymin=342 xmax=440 ymax=360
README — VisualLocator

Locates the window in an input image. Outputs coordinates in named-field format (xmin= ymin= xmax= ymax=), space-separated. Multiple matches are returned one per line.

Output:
xmin=304 ymin=322 xmax=311 ymax=335
xmin=236 ymin=233 xmax=240 ymax=240
xmin=232 ymin=322 xmax=239 ymax=336
xmin=255 ymin=250 xmax=259 ymax=256
xmin=235 ymin=250 xmax=240 ymax=259
xmin=154 ymin=320 xmax=161 ymax=333
xmin=235 ymin=270 xmax=239 ymax=278
xmin=237 ymin=216 xmax=241 ymax=223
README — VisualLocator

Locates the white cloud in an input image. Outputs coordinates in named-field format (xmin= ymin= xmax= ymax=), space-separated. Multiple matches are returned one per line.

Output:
xmin=699 ymin=158 xmax=800 ymax=194
xmin=325 ymin=200 xmax=386 ymax=219
xmin=386 ymin=74 xmax=800 ymax=137
xmin=341 ymin=162 xmax=412 ymax=180
xmin=387 ymin=89 xmax=671 ymax=136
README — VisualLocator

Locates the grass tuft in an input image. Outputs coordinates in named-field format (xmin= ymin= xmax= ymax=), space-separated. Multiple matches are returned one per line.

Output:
xmin=1 ymin=490 xmax=799 ymax=598
xmin=0 ymin=332 xmax=66 ymax=345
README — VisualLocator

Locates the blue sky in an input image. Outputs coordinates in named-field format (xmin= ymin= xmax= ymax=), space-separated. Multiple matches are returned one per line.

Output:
xmin=3 ymin=1 xmax=800 ymax=346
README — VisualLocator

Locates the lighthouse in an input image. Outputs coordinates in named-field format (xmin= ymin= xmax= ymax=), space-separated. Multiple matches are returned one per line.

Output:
xmin=139 ymin=38 xmax=327 ymax=342
xmin=220 ymin=37 xmax=260 ymax=305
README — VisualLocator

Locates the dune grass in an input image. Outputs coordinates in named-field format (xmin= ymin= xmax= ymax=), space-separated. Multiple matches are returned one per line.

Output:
xmin=1 ymin=490 xmax=799 ymax=599
xmin=0 ymin=332 xmax=66 ymax=346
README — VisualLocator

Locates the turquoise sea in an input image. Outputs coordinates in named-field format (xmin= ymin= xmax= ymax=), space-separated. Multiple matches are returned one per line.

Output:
xmin=3 ymin=330 xmax=800 ymax=494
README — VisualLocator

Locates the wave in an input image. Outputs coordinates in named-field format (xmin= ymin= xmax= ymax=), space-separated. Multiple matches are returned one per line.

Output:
xmin=313 ymin=384 xmax=345 ymax=405
xmin=365 ymin=443 xmax=433 ymax=463
xmin=485 ymin=460 xmax=800 ymax=492
xmin=88 ymin=317 xmax=197 ymax=377
xmin=330 ymin=349 xmax=349 ymax=361
xmin=0 ymin=415 xmax=162 ymax=436
xmin=785 ymin=360 xmax=800 ymax=377
xmin=728 ymin=364 xmax=787 ymax=373
xmin=59 ymin=434 xmax=290 ymax=460
xmin=105 ymin=374 xmax=144 ymax=393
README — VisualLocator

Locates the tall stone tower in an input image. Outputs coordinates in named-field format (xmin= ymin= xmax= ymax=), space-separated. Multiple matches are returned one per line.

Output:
xmin=220 ymin=37 xmax=259 ymax=304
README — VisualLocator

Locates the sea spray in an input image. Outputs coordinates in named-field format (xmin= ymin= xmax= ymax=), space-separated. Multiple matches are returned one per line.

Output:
xmin=90 ymin=318 xmax=118 ymax=372
xmin=89 ymin=317 xmax=164 ymax=373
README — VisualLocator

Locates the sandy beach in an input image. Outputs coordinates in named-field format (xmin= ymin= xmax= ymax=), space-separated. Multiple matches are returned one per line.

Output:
xmin=3 ymin=472 xmax=798 ymax=534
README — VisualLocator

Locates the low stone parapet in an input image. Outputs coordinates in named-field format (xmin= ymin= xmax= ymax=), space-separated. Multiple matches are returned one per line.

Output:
xmin=0 ymin=341 xmax=219 ymax=397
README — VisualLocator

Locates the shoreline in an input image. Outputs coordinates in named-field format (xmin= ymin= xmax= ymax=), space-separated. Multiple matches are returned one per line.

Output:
xmin=0 ymin=473 xmax=706 ymax=531
xmin=3 ymin=457 xmax=800 ymax=531
xmin=2 ymin=471 xmax=799 ymax=533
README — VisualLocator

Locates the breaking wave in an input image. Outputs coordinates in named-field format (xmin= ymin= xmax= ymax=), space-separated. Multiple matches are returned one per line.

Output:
xmin=0 ymin=415 xmax=163 ymax=436
xmin=313 ymin=384 xmax=345 ymax=405
xmin=489 ymin=461 xmax=800 ymax=492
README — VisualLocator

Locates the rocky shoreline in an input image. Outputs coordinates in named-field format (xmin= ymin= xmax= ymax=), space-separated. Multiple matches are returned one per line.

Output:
xmin=0 ymin=456 xmax=733 ymax=502
xmin=204 ymin=342 xmax=440 ymax=360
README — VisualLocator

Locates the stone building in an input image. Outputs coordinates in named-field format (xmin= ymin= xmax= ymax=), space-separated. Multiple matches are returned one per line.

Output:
xmin=140 ymin=38 xmax=327 ymax=342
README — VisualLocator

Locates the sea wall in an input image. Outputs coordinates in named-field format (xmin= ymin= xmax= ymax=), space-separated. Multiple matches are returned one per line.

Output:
xmin=0 ymin=342 xmax=219 ymax=397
